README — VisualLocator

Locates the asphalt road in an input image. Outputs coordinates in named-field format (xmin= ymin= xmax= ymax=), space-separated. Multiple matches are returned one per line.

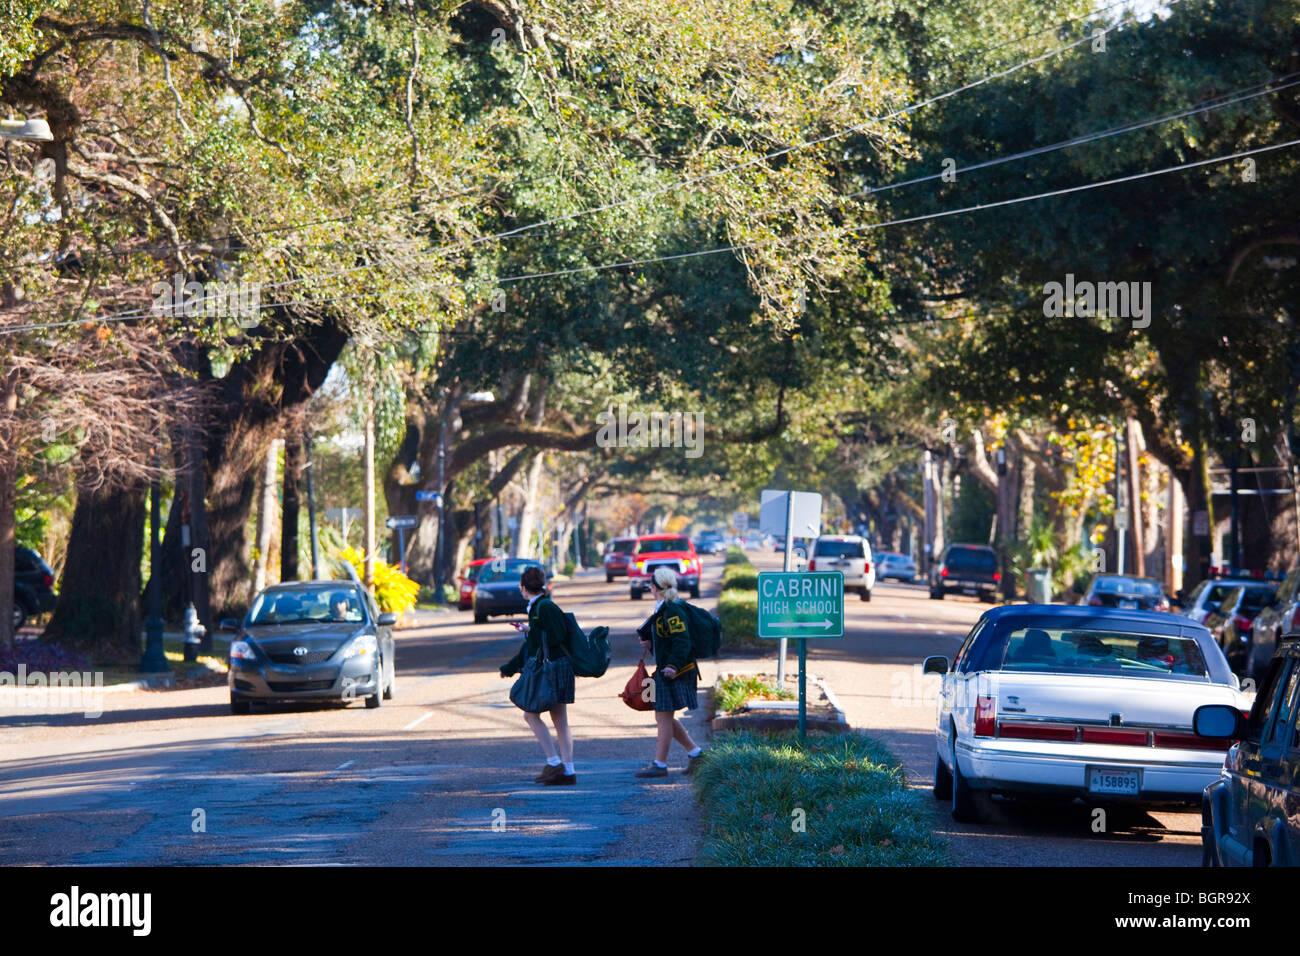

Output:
xmin=0 ymin=548 xmax=1202 ymax=866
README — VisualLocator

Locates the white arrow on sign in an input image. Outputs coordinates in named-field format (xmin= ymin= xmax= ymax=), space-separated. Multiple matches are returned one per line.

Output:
xmin=767 ymin=619 xmax=835 ymax=630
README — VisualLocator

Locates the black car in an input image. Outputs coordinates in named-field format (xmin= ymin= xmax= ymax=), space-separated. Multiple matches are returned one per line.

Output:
xmin=1201 ymin=584 xmax=1276 ymax=677
xmin=1249 ymin=567 xmax=1300 ymax=686
xmin=473 ymin=559 xmax=547 ymax=623
xmin=223 ymin=581 xmax=396 ymax=714
xmin=930 ymin=544 xmax=1000 ymax=602
xmin=13 ymin=546 xmax=57 ymax=630
xmin=1196 ymin=630 xmax=1300 ymax=866
xmin=692 ymin=531 xmax=727 ymax=556
xmin=1080 ymin=573 xmax=1170 ymax=612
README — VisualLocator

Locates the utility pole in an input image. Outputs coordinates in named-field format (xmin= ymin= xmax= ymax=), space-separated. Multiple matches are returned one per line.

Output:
xmin=363 ymin=367 xmax=376 ymax=590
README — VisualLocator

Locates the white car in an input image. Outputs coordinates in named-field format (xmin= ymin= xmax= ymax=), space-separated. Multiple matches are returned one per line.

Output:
xmin=877 ymin=551 xmax=918 ymax=582
xmin=807 ymin=534 xmax=874 ymax=601
xmin=1179 ymin=577 xmax=1259 ymax=624
xmin=924 ymin=604 xmax=1247 ymax=823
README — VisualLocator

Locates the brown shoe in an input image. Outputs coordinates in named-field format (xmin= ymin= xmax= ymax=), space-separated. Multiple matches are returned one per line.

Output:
xmin=682 ymin=752 xmax=705 ymax=776
xmin=635 ymin=763 xmax=669 ymax=778
xmin=545 ymin=772 xmax=576 ymax=786
xmin=535 ymin=763 xmax=564 ymax=783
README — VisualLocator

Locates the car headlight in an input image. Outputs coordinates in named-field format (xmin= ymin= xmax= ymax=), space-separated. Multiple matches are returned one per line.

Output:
xmin=342 ymin=634 xmax=378 ymax=659
xmin=230 ymin=640 xmax=256 ymax=661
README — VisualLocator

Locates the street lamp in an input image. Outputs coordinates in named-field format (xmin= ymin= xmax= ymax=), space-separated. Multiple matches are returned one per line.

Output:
xmin=0 ymin=117 xmax=52 ymax=142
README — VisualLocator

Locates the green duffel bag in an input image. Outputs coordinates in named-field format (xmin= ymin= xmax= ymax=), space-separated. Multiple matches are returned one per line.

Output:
xmin=564 ymin=612 xmax=611 ymax=678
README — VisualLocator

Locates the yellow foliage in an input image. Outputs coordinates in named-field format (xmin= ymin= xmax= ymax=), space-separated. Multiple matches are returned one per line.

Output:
xmin=339 ymin=547 xmax=420 ymax=615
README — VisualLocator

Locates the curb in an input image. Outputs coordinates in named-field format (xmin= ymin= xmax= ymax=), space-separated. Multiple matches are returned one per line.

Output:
xmin=708 ymin=669 xmax=850 ymax=734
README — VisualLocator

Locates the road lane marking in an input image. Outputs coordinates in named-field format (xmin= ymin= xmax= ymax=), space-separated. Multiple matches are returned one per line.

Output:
xmin=335 ymin=760 xmax=355 ymax=771
xmin=403 ymin=711 xmax=435 ymax=730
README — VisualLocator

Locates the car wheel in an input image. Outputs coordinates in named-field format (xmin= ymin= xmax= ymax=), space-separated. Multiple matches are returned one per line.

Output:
xmin=366 ymin=665 xmax=383 ymax=709
xmin=860 ymin=587 xmax=871 ymax=602
xmin=606 ymin=573 xmax=614 ymax=583
xmin=630 ymin=588 xmax=642 ymax=600
xmin=951 ymin=744 xmax=982 ymax=823
xmin=474 ymin=609 xmax=487 ymax=623
xmin=933 ymin=751 xmax=953 ymax=800
xmin=981 ymin=592 xmax=997 ymax=604
xmin=690 ymin=584 xmax=700 ymax=599
xmin=930 ymin=587 xmax=944 ymax=600
xmin=230 ymin=697 xmax=251 ymax=715
xmin=11 ymin=602 xmax=27 ymax=632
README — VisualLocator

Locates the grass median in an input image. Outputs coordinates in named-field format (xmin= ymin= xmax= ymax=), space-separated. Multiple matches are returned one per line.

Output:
xmin=693 ymin=731 xmax=948 ymax=866
xmin=718 ymin=546 xmax=760 ymax=649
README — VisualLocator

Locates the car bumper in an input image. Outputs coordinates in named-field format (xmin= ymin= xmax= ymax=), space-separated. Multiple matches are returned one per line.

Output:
xmin=229 ymin=657 xmax=380 ymax=701
xmin=604 ymin=564 xmax=629 ymax=576
xmin=475 ymin=596 xmax=528 ymax=616
xmin=629 ymin=573 xmax=699 ymax=591
xmin=955 ymin=738 xmax=1226 ymax=802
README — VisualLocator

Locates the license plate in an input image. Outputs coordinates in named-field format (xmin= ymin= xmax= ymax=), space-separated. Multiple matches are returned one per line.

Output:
xmin=1088 ymin=766 xmax=1140 ymax=795
xmin=1118 ymin=598 xmax=1138 ymax=609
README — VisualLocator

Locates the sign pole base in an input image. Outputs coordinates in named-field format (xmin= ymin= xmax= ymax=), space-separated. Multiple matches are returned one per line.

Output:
xmin=798 ymin=638 xmax=807 ymax=740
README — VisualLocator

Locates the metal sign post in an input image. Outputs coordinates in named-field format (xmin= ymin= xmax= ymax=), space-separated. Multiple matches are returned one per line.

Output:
xmin=386 ymin=515 xmax=419 ymax=574
xmin=759 ymin=489 xmax=823 ymax=687
xmin=757 ymin=570 xmax=845 ymax=738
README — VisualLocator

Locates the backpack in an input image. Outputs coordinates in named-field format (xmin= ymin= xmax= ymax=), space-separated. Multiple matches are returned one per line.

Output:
xmin=677 ymin=600 xmax=722 ymax=660
xmin=563 ymin=612 xmax=611 ymax=678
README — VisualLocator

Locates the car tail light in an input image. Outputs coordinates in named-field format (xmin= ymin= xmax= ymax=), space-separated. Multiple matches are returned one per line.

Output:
xmin=999 ymin=722 xmax=1075 ymax=742
xmin=940 ymin=567 xmax=949 ymax=578
xmin=993 ymin=572 xmax=1001 ymax=583
xmin=863 ymin=562 xmax=870 ymax=574
xmin=974 ymin=696 xmax=996 ymax=737
xmin=807 ymin=559 xmax=815 ymax=570
xmin=42 ymin=573 xmax=53 ymax=587
xmin=1234 ymin=614 xmax=1252 ymax=634
xmin=1081 ymin=727 xmax=1148 ymax=746
xmin=1088 ymin=596 xmax=1103 ymax=606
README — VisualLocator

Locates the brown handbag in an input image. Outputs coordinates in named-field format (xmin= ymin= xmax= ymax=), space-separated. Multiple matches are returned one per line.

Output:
xmin=620 ymin=657 xmax=655 ymax=711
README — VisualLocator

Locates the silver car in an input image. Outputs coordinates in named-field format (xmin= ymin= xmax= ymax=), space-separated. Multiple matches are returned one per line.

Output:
xmin=224 ymin=581 xmax=397 ymax=714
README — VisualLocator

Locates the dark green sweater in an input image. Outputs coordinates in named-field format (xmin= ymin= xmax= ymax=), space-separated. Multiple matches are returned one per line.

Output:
xmin=650 ymin=599 xmax=694 ymax=673
xmin=500 ymin=594 xmax=569 ymax=677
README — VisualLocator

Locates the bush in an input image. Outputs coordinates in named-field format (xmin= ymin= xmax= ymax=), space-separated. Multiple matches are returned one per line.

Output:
xmin=0 ymin=640 xmax=91 ymax=674
xmin=693 ymin=732 xmax=947 ymax=866
xmin=715 ymin=674 xmax=794 ymax=713
xmin=718 ymin=548 xmax=760 ymax=648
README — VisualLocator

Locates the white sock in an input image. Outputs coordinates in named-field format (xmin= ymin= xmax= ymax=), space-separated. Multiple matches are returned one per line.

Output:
xmin=546 ymin=756 xmax=562 ymax=766
xmin=563 ymin=762 xmax=575 ymax=775
xmin=654 ymin=759 xmax=667 ymax=768
xmin=687 ymin=746 xmax=702 ymax=757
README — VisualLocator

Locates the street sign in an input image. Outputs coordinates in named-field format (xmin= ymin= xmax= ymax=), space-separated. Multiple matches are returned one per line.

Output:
xmin=757 ymin=571 xmax=844 ymax=639
xmin=733 ymin=512 xmax=749 ymax=532
xmin=759 ymin=489 xmax=822 ymax=538
xmin=1114 ymin=508 xmax=1129 ymax=531
xmin=325 ymin=507 xmax=362 ymax=523
xmin=386 ymin=515 xmax=418 ymax=530
xmin=415 ymin=490 xmax=439 ymax=502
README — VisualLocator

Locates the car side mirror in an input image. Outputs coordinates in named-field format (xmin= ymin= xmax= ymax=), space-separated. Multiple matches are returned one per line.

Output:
xmin=220 ymin=618 xmax=240 ymax=633
xmin=1193 ymin=704 xmax=1245 ymax=739
xmin=377 ymin=612 xmax=397 ymax=626
xmin=923 ymin=656 xmax=949 ymax=675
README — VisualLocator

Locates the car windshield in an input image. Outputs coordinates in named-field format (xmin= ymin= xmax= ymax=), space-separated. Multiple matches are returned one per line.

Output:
xmin=609 ymin=540 xmax=636 ymax=554
xmin=946 ymin=548 xmax=996 ymax=572
xmin=1092 ymin=576 xmax=1163 ymax=596
xmin=999 ymin=627 xmax=1209 ymax=679
xmin=1240 ymin=587 xmax=1275 ymax=611
xmin=638 ymin=537 xmax=690 ymax=554
xmin=478 ymin=562 xmax=540 ymax=584
xmin=248 ymin=588 xmax=365 ymax=625
xmin=814 ymin=540 xmax=865 ymax=558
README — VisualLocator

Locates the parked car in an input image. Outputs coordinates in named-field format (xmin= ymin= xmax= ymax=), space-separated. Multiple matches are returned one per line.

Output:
xmin=602 ymin=537 xmax=637 ymax=582
xmin=930 ymin=544 xmax=1000 ymax=602
xmin=1196 ymin=629 xmax=1300 ymax=867
xmin=473 ymin=559 xmax=547 ymax=623
xmin=925 ymin=604 xmax=1247 ymax=823
xmin=877 ymin=551 xmax=918 ymax=583
xmin=13 ymin=546 xmax=57 ymax=631
xmin=224 ymin=581 xmax=396 ymax=714
xmin=1248 ymin=567 xmax=1300 ymax=686
xmin=457 ymin=557 xmax=492 ymax=610
xmin=1079 ymin=574 xmax=1170 ymax=612
xmin=628 ymin=534 xmax=701 ymax=599
xmin=1180 ymin=576 xmax=1261 ymax=625
xmin=1201 ymin=584 xmax=1277 ymax=677
xmin=807 ymin=534 xmax=874 ymax=601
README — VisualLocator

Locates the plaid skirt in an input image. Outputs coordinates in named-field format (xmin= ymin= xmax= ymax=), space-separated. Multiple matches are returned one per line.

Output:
xmin=653 ymin=666 xmax=698 ymax=713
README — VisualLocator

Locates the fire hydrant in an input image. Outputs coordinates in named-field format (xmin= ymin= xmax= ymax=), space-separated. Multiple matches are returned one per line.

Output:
xmin=182 ymin=604 xmax=206 ymax=663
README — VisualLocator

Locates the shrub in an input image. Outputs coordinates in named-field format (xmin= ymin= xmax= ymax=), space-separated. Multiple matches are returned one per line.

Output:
xmin=339 ymin=547 xmax=420 ymax=614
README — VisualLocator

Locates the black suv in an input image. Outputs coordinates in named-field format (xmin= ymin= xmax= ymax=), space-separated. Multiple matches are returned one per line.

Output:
xmin=1248 ymin=567 xmax=1300 ymax=687
xmin=13 ymin=546 xmax=57 ymax=630
xmin=1195 ymin=630 xmax=1300 ymax=866
xmin=929 ymin=544 xmax=999 ymax=603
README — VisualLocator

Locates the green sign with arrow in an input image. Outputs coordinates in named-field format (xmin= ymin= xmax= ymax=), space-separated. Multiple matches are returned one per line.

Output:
xmin=757 ymin=571 xmax=845 ymax=639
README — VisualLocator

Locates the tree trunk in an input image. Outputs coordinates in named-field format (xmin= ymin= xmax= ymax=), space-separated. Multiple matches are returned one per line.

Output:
xmin=251 ymin=441 xmax=278 ymax=594
xmin=0 ymin=448 xmax=15 ymax=649
xmin=282 ymin=426 xmax=303 ymax=582
xmin=43 ymin=478 xmax=148 ymax=663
